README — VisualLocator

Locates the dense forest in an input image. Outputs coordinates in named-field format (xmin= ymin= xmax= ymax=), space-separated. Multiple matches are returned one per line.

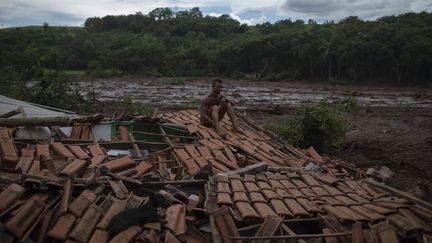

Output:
xmin=1 ymin=7 xmax=432 ymax=85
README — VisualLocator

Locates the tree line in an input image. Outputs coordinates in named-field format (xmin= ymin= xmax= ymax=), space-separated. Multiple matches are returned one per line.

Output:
xmin=1 ymin=7 xmax=431 ymax=85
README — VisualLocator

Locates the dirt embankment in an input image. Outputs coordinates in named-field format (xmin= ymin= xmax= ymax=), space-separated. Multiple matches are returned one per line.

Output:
xmin=247 ymin=106 xmax=432 ymax=195
xmin=87 ymin=78 xmax=432 ymax=195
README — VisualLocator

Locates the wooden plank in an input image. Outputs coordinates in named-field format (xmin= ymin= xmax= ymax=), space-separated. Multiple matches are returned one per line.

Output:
xmin=252 ymin=215 xmax=283 ymax=243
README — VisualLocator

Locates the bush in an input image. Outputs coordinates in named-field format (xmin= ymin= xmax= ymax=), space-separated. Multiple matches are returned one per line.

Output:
xmin=31 ymin=71 xmax=85 ymax=110
xmin=0 ymin=67 xmax=29 ymax=100
xmin=336 ymin=95 xmax=358 ymax=112
xmin=111 ymin=98 xmax=153 ymax=115
xmin=265 ymin=100 xmax=349 ymax=154
xmin=328 ymin=77 xmax=347 ymax=86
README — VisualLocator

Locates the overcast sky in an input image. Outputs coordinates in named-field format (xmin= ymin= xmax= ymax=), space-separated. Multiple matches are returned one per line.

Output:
xmin=1 ymin=0 xmax=431 ymax=28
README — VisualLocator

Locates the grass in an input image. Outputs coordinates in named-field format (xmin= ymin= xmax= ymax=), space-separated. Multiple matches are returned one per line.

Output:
xmin=161 ymin=78 xmax=186 ymax=85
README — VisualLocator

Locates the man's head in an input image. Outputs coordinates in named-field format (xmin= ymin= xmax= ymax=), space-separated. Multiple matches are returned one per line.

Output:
xmin=211 ymin=79 xmax=223 ymax=95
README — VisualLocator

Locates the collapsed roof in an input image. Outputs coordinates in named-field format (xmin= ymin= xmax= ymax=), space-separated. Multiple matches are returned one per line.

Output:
xmin=0 ymin=108 xmax=431 ymax=243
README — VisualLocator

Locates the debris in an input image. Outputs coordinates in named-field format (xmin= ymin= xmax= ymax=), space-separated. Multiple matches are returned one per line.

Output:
xmin=0 ymin=108 xmax=429 ymax=242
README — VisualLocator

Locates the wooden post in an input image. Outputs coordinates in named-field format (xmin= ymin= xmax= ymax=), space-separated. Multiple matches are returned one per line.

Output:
xmin=0 ymin=117 xmax=70 ymax=127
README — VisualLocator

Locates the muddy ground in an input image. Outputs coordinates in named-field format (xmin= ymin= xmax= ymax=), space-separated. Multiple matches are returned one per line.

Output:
xmin=83 ymin=78 xmax=432 ymax=196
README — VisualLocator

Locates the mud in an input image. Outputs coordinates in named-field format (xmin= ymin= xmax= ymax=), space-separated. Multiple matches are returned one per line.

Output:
xmin=80 ymin=78 xmax=432 ymax=108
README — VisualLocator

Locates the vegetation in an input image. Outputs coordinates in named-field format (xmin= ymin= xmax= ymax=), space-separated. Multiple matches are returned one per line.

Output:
xmin=266 ymin=99 xmax=355 ymax=154
xmin=0 ymin=8 xmax=431 ymax=84
xmin=161 ymin=78 xmax=186 ymax=85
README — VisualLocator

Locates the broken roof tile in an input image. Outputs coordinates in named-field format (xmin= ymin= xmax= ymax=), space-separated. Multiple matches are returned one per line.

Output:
xmin=165 ymin=204 xmax=186 ymax=235
xmin=0 ymin=183 xmax=25 ymax=212
xmin=102 ymin=156 xmax=135 ymax=172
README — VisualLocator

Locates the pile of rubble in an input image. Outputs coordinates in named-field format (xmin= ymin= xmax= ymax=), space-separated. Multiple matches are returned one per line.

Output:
xmin=0 ymin=109 xmax=431 ymax=243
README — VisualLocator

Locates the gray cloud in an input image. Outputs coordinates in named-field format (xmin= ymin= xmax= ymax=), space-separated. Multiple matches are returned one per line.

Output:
xmin=279 ymin=0 xmax=431 ymax=22
xmin=0 ymin=0 xmax=430 ymax=27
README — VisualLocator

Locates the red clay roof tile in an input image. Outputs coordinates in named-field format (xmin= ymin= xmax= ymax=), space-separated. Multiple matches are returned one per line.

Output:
xmin=270 ymin=199 xmax=293 ymax=217
xmin=97 ymin=199 xmax=128 ymax=230
xmin=362 ymin=203 xmax=396 ymax=215
xmin=0 ymin=138 xmax=19 ymax=162
xmin=217 ymin=193 xmax=233 ymax=205
xmin=250 ymin=192 xmax=267 ymax=203
xmin=283 ymin=198 xmax=310 ymax=217
xmin=217 ymin=182 xmax=231 ymax=194
xmin=184 ymin=145 xmax=201 ymax=158
xmin=47 ymin=213 xmax=77 ymax=241
xmin=235 ymin=201 xmax=260 ymax=219
xmin=61 ymin=159 xmax=88 ymax=176
xmin=102 ymin=156 xmax=135 ymax=172
xmin=68 ymin=145 xmax=90 ymax=159
xmin=253 ymin=202 xmax=277 ymax=218
xmin=372 ymin=222 xmax=401 ymax=243
xmin=69 ymin=190 xmax=97 ymax=217
xmin=5 ymin=197 xmax=45 ymax=239
xmin=233 ymin=192 xmax=250 ymax=203
xmin=68 ymin=204 xmax=103 ymax=242
xmin=335 ymin=195 xmax=359 ymax=206
xmin=36 ymin=144 xmax=50 ymax=159
xmin=244 ymin=182 xmax=260 ymax=193
xmin=287 ymin=188 xmax=305 ymax=198
xmin=165 ymin=204 xmax=186 ymax=235
xmin=300 ymin=188 xmax=317 ymax=197
xmin=230 ymin=179 xmax=246 ymax=192
xmin=256 ymin=181 xmax=272 ymax=190
xmin=110 ymin=225 xmax=142 ymax=243
xmin=349 ymin=205 xmax=385 ymax=221
xmin=135 ymin=162 xmax=152 ymax=176
xmin=87 ymin=144 xmax=105 ymax=156
xmin=296 ymin=198 xmax=321 ymax=213
xmin=262 ymin=189 xmax=279 ymax=200
xmin=51 ymin=142 xmax=75 ymax=158
xmin=0 ymin=183 xmax=25 ymax=212
xmin=88 ymin=229 xmax=109 ymax=243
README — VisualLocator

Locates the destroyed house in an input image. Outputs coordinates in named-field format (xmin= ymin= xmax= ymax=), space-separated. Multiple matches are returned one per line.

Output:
xmin=0 ymin=105 xmax=431 ymax=243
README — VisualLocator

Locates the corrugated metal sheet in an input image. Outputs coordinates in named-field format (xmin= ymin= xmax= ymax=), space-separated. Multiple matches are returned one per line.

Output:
xmin=0 ymin=95 xmax=77 ymax=118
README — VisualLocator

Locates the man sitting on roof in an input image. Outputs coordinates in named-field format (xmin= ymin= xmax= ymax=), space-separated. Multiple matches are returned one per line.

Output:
xmin=200 ymin=79 xmax=239 ymax=135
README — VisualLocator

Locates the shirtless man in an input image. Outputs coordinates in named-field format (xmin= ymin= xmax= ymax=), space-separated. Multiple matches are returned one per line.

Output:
xmin=200 ymin=79 xmax=239 ymax=135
